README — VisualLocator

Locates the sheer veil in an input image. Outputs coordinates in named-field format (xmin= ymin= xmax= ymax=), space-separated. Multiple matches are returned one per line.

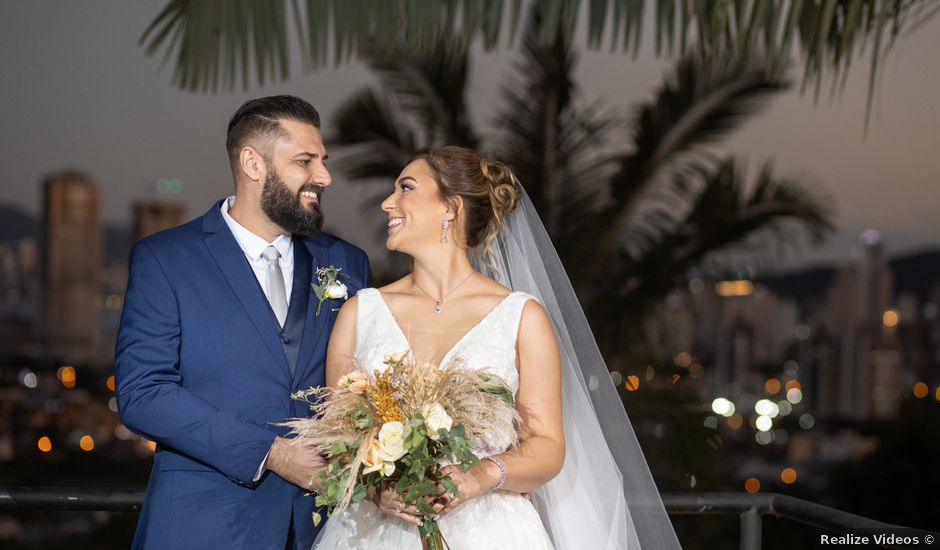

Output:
xmin=470 ymin=188 xmax=681 ymax=549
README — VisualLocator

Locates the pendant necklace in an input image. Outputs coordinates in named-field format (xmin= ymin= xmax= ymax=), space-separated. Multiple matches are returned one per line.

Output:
xmin=413 ymin=271 xmax=475 ymax=314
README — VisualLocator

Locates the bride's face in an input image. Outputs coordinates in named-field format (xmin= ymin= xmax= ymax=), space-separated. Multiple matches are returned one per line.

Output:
xmin=381 ymin=160 xmax=453 ymax=254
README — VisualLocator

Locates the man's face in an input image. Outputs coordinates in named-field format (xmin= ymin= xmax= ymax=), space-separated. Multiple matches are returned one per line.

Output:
xmin=260 ymin=119 xmax=332 ymax=236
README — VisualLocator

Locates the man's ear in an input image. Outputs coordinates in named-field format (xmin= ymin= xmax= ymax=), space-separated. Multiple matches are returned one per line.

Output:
xmin=238 ymin=146 xmax=266 ymax=182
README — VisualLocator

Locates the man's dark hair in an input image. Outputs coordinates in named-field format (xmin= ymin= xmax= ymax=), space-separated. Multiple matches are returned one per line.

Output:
xmin=226 ymin=95 xmax=321 ymax=171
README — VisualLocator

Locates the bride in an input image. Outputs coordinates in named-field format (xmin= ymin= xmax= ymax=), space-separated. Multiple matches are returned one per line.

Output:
xmin=315 ymin=146 xmax=680 ymax=549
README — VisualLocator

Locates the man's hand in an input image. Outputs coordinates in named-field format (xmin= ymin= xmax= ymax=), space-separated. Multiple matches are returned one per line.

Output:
xmin=265 ymin=436 xmax=327 ymax=491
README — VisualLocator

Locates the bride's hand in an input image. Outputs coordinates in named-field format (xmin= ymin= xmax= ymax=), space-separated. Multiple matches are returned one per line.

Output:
xmin=373 ymin=485 xmax=430 ymax=527
xmin=434 ymin=463 xmax=500 ymax=519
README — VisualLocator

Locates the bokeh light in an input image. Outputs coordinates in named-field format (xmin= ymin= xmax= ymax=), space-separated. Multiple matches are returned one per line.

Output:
xmin=79 ymin=435 xmax=95 ymax=452
xmin=913 ymin=382 xmax=928 ymax=399
xmin=57 ymin=366 xmax=76 ymax=389
xmin=755 ymin=399 xmax=779 ymax=418
xmin=624 ymin=375 xmax=640 ymax=391
xmin=786 ymin=388 xmax=803 ymax=404
xmin=106 ymin=375 xmax=116 ymax=392
xmin=674 ymin=352 xmax=693 ymax=368
xmin=727 ymin=413 xmax=744 ymax=430
xmin=781 ymin=468 xmax=797 ymax=484
xmin=745 ymin=478 xmax=761 ymax=493
xmin=764 ymin=378 xmax=781 ymax=394
xmin=37 ymin=436 xmax=52 ymax=453
xmin=799 ymin=413 xmax=815 ymax=429
xmin=756 ymin=415 xmax=773 ymax=431
xmin=882 ymin=309 xmax=900 ymax=328
xmin=711 ymin=397 xmax=735 ymax=417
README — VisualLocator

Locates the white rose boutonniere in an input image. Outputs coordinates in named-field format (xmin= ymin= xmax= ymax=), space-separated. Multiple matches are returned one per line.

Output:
xmin=312 ymin=265 xmax=348 ymax=315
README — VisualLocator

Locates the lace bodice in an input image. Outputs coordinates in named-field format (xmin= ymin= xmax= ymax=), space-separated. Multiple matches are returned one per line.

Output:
xmin=355 ymin=288 xmax=535 ymax=395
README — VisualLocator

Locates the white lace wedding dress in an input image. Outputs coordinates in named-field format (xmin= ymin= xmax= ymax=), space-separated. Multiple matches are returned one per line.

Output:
xmin=313 ymin=287 xmax=556 ymax=550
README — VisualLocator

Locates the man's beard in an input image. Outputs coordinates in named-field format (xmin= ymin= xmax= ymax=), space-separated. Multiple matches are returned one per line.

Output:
xmin=260 ymin=169 xmax=324 ymax=236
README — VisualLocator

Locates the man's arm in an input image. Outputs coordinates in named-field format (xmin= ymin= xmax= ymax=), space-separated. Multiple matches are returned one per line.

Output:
xmin=115 ymin=241 xmax=278 ymax=485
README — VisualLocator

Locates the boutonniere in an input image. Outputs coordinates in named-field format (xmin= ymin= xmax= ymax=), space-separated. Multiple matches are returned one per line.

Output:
xmin=312 ymin=266 xmax=348 ymax=315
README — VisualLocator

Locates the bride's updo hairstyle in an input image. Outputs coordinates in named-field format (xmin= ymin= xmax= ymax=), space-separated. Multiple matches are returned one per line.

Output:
xmin=415 ymin=146 xmax=520 ymax=256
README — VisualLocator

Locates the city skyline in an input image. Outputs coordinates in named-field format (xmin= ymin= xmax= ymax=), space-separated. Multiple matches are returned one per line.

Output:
xmin=1 ymin=2 xmax=940 ymax=271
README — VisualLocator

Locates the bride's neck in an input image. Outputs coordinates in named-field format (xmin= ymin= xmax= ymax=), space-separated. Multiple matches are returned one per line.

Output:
xmin=411 ymin=251 xmax=476 ymax=299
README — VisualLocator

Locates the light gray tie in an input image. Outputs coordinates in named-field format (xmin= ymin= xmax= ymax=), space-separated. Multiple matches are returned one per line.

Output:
xmin=262 ymin=245 xmax=288 ymax=328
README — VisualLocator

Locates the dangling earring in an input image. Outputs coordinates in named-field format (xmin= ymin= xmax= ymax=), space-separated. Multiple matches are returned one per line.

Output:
xmin=441 ymin=218 xmax=449 ymax=243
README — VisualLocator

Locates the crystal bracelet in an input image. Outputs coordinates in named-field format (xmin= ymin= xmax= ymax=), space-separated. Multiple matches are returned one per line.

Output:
xmin=483 ymin=456 xmax=507 ymax=491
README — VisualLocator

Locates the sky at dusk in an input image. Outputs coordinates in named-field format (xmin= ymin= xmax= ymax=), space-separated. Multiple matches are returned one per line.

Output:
xmin=2 ymin=0 xmax=939 ymax=271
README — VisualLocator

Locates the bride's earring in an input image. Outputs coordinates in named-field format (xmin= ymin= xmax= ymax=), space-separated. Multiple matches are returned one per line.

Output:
xmin=441 ymin=218 xmax=449 ymax=243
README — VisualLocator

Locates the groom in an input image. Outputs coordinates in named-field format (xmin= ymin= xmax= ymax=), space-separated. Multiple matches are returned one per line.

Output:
xmin=115 ymin=95 xmax=369 ymax=549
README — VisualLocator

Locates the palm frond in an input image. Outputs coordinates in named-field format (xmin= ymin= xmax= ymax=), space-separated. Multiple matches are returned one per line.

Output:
xmin=141 ymin=0 xmax=931 ymax=128
xmin=494 ymin=3 xmax=618 ymax=242
xmin=589 ymin=53 xmax=789 ymax=262
xmin=368 ymin=39 xmax=477 ymax=148
xmin=329 ymin=88 xmax=418 ymax=180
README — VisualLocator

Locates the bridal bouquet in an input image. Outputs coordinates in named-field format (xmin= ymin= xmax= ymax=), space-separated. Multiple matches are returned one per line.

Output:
xmin=284 ymin=351 xmax=520 ymax=549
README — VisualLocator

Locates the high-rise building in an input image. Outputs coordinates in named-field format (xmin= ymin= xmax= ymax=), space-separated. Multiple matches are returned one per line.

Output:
xmin=41 ymin=171 xmax=101 ymax=362
xmin=132 ymin=200 xmax=185 ymax=242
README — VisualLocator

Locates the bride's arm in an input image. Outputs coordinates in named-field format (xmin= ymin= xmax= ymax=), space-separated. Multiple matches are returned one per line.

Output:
xmin=325 ymin=295 xmax=358 ymax=388
xmin=437 ymin=300 xmax=564 ymax=515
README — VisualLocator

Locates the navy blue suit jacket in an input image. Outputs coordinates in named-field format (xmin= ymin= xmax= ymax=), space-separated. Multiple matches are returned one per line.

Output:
xmin=115 ymin=200 xmax=369 ymax=549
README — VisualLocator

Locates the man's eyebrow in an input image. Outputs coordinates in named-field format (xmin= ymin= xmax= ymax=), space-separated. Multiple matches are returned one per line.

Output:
xmin=294 ymin=151 xmax=328 ymax=160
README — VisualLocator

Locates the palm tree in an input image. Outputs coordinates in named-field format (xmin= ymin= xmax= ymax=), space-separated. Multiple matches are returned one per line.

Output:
xmin=141 ymin=0 xmax=936 ymax=126
xmin=328 ymin=6 xmax=835 ymax=369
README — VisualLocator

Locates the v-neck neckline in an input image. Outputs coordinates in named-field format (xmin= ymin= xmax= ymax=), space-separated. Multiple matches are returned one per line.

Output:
xmin=375 ymin=290 xmax=516 ymax=367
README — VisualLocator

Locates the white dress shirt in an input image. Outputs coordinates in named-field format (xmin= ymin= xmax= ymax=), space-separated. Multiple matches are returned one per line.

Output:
xmin=220 ymin=196 xmax=294 ymax=306
xmin=220 ymin=195 xmax=292 ymax=481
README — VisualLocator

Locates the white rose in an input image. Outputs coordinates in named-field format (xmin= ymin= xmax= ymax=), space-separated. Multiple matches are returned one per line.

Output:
xmin=325 ymin=282 xmax=348 ymax=300
xmin=421 ymin=403 xmax=453 ymax=440
xmin=376 ymin=421 xmax=407 ymax=462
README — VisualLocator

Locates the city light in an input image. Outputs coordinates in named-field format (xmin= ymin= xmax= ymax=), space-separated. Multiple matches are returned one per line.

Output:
xmin=799 ymin=413 xmax=815 ymax=430
xmin=744 ymin=478 xmax=761 ymax=494
xmin=711 ymin=397 xmax=735 ymax=417
xmin=882 ymin=309 xmax=900 ymax=328
xmin=624 ymin=375 xmax=640 ymax=391
xmin=756 ymin=415 xmax=773 ymax=431
xmin=19 ymin=369 xmax=37 ymax=389
xmin=106 ymin=375 xmax=116 ymax=392
xmin=786 ymin=388 xmax=803 ymax=404
xmin=57 ymin=366 xmax=76 ymax=389
xmin=765 ymin=378 xmax=781 ymax=394
xmin=714 ymin=280 xmax=754 ymax=297
xmin=781 ymin=468 xmax=798 ymax=484
xmin=755 ymin=399 xmax=780 ymax=418
xmin=913 ymin=382 xmax=929 ymax=399
xmin=609 ymin=371 xmax=623 ymax=386
xmin=79 ymin=435 xmax=95 ymax=452
xmin=37 ymin=436 xmax=52 ymax=453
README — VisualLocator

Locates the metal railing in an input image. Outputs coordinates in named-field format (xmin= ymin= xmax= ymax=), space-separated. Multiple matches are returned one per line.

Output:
xmin=1 ymin=487 xmax=936 ymax=549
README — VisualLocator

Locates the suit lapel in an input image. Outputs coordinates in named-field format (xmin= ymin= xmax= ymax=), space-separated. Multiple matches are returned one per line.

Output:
xmin=293 ymin=235 xmax=333 ymax=386
xmin=203 ymin=205 xmax=292 ymax=381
